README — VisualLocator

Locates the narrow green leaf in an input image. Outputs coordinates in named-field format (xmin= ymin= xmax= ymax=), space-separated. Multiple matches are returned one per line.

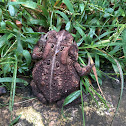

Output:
xmin=5 ymin=21 xmax=18 ymax=29
xmin=8 ymin=5 xmax=15 ymax=16
xmin=79 ymin=3 xmax=85 ymax=14
xmin=23 ymin=50 xmax=31 ymax=66
xmin=29 ymin=18 xmax=47 ymax=26
xmin=95 ymin=54 xmax=100 ymax=68
xmin=0 ymin=77 xmax=28 ymax=86
xmin=74 ymin=25 xmax=85 ymax=37
xmin=1 ymin=21 xmax=6 ymax=29
xmin=109 ymin=45 xmax=121 ymax=55
xmin=90 ymin=86 xmax=109 ymax=109
xmin=111 ymin=59 xmax=124 ymax=125
xmin=17 ymin=33 xmax=23 ymax=54
xmin=63 ymin=90 xmax=81 ymax=106
xmin=9 ymin=115 xmax=21 ymax=126
xmin=8 ymin=2 xmax=24 ymax=5
xmin=80 ymin=79 xmax=85 ymax=126
xmin=94 ymin=31 xmax=114 ymax=42
xmin=0 ymin=8 xmax=2 ymax=21
xmin=63 ymin=0 xmax=74 ymax=13
xmin=8 ymin=1 xmax=49 ymax=17
xmin=9 ymin=57 xmax=17 ymax=112
xmin=56 ymin=16 xmax=62 ymax=31
xmin=82 ymin=79 xmax=98 ymax=105
xmin=55 ymin=10 xmax=69 ymax=22
xmin=22 ymin=37 xmax=39 ymax=44
xmin=0 ymin=34 xmax=8 ymax=48
xmin=65 ymin=21 xmax=71 ymax=31
xmin=122 ymin=29 xmax=126 ymax=59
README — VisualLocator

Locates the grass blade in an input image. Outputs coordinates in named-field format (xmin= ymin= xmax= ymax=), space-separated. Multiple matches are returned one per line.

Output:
xmin=55 ymin=10 xmax=69 ymax=22
xmin=122 ymin=29 xmax=126 ymax=60
xmin=9 ymin=56 xmax=18 ymax=113
xmin=63 ymin=90 xmax=81 ymax=106
xmin=9 ymin=115 xmax=21 ymax=126
xmin=80 ymin=80 xmax=85 ymax=126
xmin=63 ymin=0 xmax=74 ymax=13
xmin=0 ymin=77 xmax=28 ymax=86
xmin=110 ymin=59 xmax=124 ymax=126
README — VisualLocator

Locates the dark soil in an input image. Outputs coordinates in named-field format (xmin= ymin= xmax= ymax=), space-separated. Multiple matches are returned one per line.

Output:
xmin=0 ymin=76 xmax=126 ymax=126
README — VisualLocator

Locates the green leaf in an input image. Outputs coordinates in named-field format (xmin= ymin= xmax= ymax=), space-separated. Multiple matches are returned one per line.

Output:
xmin=17 ymin=33 xmax=23 ymax=54
xmin=1 ymin=21 xmax=6 ymax=29
xmin=0 ymin=77 xmax=28 ymax=86
xmin=9 ymin=57 xmax=17 ymax=112
xmin=122 ymin=29 xmax=126 ymax=60
xmin=9 ymin=115 xmax=21 ymax=126
xmin=0 ymin=8 xmax=2 ymax=21
xmin=63 ymin=0 xmax=74 ymax=13
xmin=6 ymin=21 xmax=18 ymax=29
xmin=111 ymin=59 xmax=124 ymax=125
xmin=8 ymin=5 xmax=15 ymax=16
xmin=95 ymin=54 xmax=100 ymax=68
xmin=8 ymin=1 xmax=37 ymax=9
xmin=22 ymin=37 xmax=39 ymax=44
xmin=29 ymin=18 xmax=47 ymax=27
xmin=63 ymin=90 xmax=81 ymax=106
xmin=88 ymin=27 xmax=95 ymax=38
xmin=65 ymin=21 xmax=71 ymax=31
xmin=0 ymin=34 xmax=8 ymax=48
xmin=94 ymin=31 xmax=114 ymax=42
xmin=55 ymin=10 xmax=69 ymax=22
xmin=79 ymin=3 xmax=85 ymax=14
xmin=23 ymin=50 xmax=31 ymax=66
xmin=74 ymin=25 xmax=85 ymax=37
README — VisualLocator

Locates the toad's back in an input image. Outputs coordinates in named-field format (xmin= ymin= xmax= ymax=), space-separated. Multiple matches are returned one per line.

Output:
xmin=32 ymin=30 xmax=80 ymax=103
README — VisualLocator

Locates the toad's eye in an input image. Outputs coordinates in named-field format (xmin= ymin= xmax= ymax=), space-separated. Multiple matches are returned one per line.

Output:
xmin=60 ymin=46 xmax=64 ymax=51
xmin=51 ymin=44 xmax=54 ymax=48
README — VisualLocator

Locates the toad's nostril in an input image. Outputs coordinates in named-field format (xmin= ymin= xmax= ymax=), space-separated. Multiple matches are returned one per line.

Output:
xmin=60 ymin=46 xmax=64 ymax=51
xmin=51 ymin=44 xmax=54 ymax=48
xmin=47 ymin=60 xmax=50 ymax=65
xmin=56 ymin=62 xmax=60 ymax=68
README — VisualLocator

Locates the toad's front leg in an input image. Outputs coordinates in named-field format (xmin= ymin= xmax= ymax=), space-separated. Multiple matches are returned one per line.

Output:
xmin=74 ymin=58 xmax=94 ymax=76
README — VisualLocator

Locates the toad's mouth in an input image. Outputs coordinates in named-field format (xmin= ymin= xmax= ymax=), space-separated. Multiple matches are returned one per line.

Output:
xmin=49 ymin=31 xmax=65 ymax=103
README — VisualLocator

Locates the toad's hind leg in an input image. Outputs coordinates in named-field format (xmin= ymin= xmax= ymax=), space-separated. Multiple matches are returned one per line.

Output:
xmin=30 ymin=80 xmax=47 ymax=104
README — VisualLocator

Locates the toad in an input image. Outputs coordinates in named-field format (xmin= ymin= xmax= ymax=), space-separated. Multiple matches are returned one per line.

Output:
xmin=30 ymin=30 xmax=94 ymax=106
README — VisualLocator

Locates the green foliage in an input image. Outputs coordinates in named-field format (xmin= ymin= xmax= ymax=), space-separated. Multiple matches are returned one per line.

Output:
xmin=0 ymin=0 xmax=126 ymax=125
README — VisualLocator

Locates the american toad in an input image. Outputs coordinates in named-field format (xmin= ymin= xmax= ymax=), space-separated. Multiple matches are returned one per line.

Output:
xmin=30 ymin=30 xmax=93 ymax=106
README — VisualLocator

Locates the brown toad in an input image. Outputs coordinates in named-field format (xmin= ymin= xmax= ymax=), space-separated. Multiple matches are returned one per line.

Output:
xmin=30 ymin=30 xmax=93 ymax=106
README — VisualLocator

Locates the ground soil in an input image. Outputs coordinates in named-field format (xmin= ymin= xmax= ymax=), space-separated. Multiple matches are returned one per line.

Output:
xmin=0 ymin=76 xmax=126 ymax=126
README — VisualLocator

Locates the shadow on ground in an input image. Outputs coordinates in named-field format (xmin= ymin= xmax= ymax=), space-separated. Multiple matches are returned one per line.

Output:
xmin=0 ymin=76 xmax=126 ymax=126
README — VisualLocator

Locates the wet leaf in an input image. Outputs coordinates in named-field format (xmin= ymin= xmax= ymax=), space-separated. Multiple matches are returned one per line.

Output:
xmin=79 ymin=3 xmax=85 ymax=14
xmin=65 ymin=21 xmax=71 ymax=31
xmin=63 ymin=90 xmax=81 ymax=106
xmin=23 ymin=50 xmax=31 ymax=66
xmin=8 ymin=5 xmax=15 ymax=16
xmin=55 ymin=10 xmax=69 ymax=22
xmin=1 ymin=21 xmax=6 ymax=29
xmin=63 ymin=0 xmax=74 ymax=13
xmin=122 ymin=29 xmax=126 ymax=60
xmin=9 ymin=115 xmax=21 ymax=126
xmin=0 ymin=34 xmax=8 ymax=48
xmin=0 ymin=77 xmax=28 ymax=86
